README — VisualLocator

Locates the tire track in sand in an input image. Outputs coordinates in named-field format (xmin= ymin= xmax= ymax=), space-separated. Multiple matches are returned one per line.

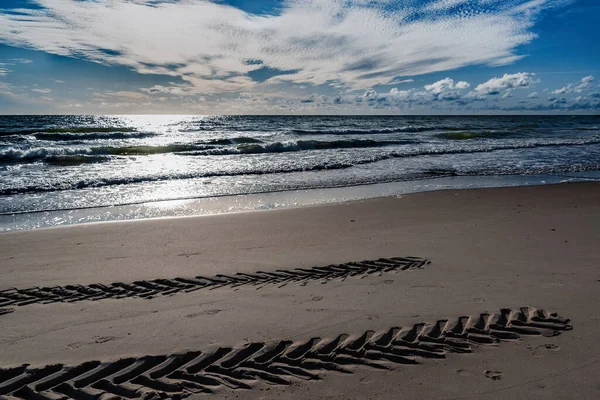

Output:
xmin=0 ymin=257 xmax=429 ymax=310
xmin=0 ymin=307 xmax=572 ymax=399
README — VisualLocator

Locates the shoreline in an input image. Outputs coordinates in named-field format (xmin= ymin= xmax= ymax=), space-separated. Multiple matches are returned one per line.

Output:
xmin=2 ymin=171 xmax=599 ymax=232
xmin=1 ymin=180 xmax=598 ymax=287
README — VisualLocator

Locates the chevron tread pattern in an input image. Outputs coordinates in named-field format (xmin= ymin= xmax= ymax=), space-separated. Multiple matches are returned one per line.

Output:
xmin=0 ymin=307 xmax=572 ymax=399
xmin=0 ymin=257 xmax=429 ymax=310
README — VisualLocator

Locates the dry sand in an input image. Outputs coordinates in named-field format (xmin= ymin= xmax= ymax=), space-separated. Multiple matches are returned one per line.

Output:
xmin=1 ymin=182 xmax=599 ymax=399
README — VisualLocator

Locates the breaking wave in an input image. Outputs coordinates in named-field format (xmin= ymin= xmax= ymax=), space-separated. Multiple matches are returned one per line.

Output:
xmin=2 ymin=138 xmax=600 ymax=196
xmin=2 ymin=137 xmax=599 ymax=164
xmin=0 ymin=144 xmax=213 ymax=162
xmin=0 ymin=126 xmax=139 ymax=137
xmin=0 ymin=139 xmax=416 ymax=162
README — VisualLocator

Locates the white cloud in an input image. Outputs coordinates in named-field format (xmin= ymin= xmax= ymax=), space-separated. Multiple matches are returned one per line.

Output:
xmin=355 ymin=77 xmax=475 ymax=106
xmin=474 ymin=72 xmax=535 ymax=95
xmin=552 ymin=75 xmax=595 ymax=95
xmin=31 ymin=88 xmax=52 ymax=94
xmin=580 ymin=76 xmax=595 ymax=84
xmin=551 ymin=85 xmax=571 ymax=95
xmin=422 ymin=77 xmax=470 ymax=100
xmin=576 ymin=75 xmax=594 ymax=91
xmin=362 ymin=89 xmax=378 ymax=99
xmin=528 ymin=91 xmax=539 ymax=98
xmin=0 ymin=0 xmax=558 ymax=93
xmin=389 ymin=88 xmax=415 ymax=99
xmin=141 ymin=84 xmax=194 ymax=96
xmin=424 ymin=78 xmax=470 ymax=94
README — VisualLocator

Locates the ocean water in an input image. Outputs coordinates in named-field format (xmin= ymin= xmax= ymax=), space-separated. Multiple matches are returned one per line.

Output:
xmin=1 ymin=115 xmax=599 ymax=230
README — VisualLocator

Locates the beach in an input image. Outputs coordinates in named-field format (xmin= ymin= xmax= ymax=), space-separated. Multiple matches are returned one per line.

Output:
xmin=1 ymin=182 xmax=599 ymax=399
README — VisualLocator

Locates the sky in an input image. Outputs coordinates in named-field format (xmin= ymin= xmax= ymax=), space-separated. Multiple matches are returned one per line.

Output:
xmin=0 ymin=0 xmax=598 ymax=114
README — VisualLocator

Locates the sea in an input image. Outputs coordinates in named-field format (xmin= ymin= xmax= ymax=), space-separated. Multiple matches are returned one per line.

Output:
xmin=1 ymin=115 xmax=599 ymax=231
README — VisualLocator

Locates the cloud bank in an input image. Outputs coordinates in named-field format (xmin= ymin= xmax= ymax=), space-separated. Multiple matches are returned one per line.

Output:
xmin=0 ymin=0 xmax=562 ymax=93
xmin=280 ymin=73 xmax=598 ymax=114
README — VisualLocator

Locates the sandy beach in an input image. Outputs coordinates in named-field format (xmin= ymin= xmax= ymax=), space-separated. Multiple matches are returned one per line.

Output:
xmin=1 ymin=182 xmax=599 ymax=400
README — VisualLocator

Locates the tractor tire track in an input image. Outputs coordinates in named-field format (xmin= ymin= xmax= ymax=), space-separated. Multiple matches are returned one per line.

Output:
xmin=0 ymin=307 xmax=572 ymax=399
xmin=0 ymin=257 xmax=429 ymax=310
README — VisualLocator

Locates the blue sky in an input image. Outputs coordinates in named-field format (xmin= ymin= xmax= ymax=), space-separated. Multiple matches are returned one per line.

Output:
xmin=0 ymin=0 xmax=598 ymax=114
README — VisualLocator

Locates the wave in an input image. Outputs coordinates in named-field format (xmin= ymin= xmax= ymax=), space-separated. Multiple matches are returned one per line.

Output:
xmin=181 ymin=124 xmax=502 ymax=135
xmin=182 ymin=137 xmax=600 ymax=157
xmin=0 ymin=126 xmax=139 ymax=137
xmin=0 ymin=161 xmax=363 ymax=196
xmin=436 ymin=130 xmax=548 ymax=140
xmin=45 ymin=155 xmax=111 ymax=166
xmin=2 ymin=138 xmax=600 ymax=196
xmin=0 ymin=144 xmax=215 ymax=162
xmin=435 ymin=131 xmax=482 ymax=140
xmin=183 ymin=139 xmax=418 ymax=156
xmin=34 ymin=131 xmax=155 ymax=141
xmin=290 ymin=127 xmax=435 ymax=135
xmin=231 ymin=139 xmax=416 ymax=153
xmin=0 ymin=139 xmax=415 ymax=162
xmin=3 ymin=159 xmax=599 ymax=198
xmin=0 ymin=147 xmax=95 ymax=163
xmin=102 ymin=144 xmax=213 ymax=156
xmin=425 ymin=164 xmax=600 ymax=177
xmin=392 ymin=137 xmax=600 ymax=159
xmin=204 ymin=137 xmax=263 ymax=145
xmin=287 ymin=125 xmax=526 ymax=135
xmin=2 ymin=136 xmax=600 ymax=164
xmin=180 ymin=127 xmax=261 ymax=133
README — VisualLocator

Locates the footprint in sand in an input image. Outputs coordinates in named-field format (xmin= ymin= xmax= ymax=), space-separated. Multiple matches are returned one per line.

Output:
xmin=485 ymin=370 xmax=503 ymax=381
xmin=457 ymin=369 xmax=475 ymax=377
xmin=533 ymin=343 xmax=561 ymax=357
xmin=311 ymin=296 xmax=324 ymax=302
